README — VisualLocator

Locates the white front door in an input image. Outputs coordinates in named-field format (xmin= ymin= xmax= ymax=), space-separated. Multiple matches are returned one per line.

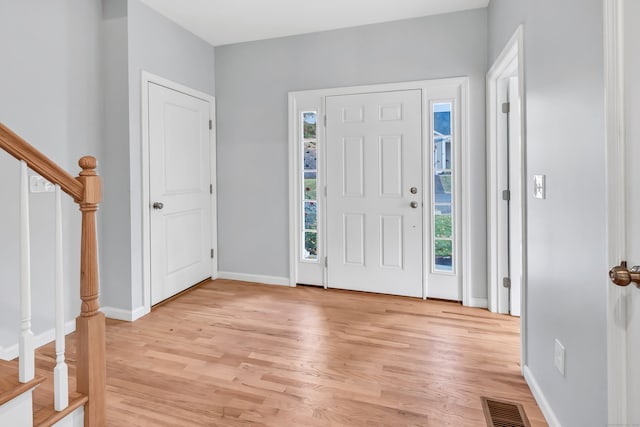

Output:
xmin=326 ymin=90 xmax=423 ymax=297
xmin=148 ymin=83 xmax=212 ymax=305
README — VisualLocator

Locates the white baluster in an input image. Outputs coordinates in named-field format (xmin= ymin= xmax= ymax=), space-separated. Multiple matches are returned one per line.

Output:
xmin=54 ymin=184 xmax=69 ymax=410
xmin=19 ymin=160 xmax=34 ymax=383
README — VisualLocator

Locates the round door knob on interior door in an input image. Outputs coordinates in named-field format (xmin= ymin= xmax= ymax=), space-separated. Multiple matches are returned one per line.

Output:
xmin=152 ymin=202 xmax=164 ymax=210
xmin=609 ymin=262 xmax=640 ymax=287
xmin=410 ymin=201 xmax=419 ymax=209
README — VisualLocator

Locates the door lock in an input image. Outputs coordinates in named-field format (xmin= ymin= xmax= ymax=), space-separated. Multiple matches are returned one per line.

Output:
xmin=410 ymin=187 xmax=418 ymax=194
xmin=152 ymin=202 xmax=164 ymax=210
xmin=609 ymin=261 xmax=640 ymax=288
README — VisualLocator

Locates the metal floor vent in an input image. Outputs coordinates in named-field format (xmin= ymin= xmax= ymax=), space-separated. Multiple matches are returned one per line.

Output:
xmin=481 ymin=397 xmax=531 ymax=427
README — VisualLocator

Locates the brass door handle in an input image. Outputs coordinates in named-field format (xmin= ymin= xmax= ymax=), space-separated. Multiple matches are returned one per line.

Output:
xmin=609 ymin=261 xmax=640 ymax=287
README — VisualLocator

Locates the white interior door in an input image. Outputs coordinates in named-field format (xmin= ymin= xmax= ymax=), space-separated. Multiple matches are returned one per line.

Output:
xmin=149 ymin=83 xmax=212 ymax=305
xmin=623 ymin=0 xmax=639 ymax=420
xmin=326 ymin=90 xmax=423 ymax=297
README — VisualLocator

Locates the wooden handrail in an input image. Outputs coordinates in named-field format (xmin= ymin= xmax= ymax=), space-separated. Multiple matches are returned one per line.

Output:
xmin=0 ymin=123 xmax=105 ymax=426
xmin=0 ymin=124 xmax=84 ymax=201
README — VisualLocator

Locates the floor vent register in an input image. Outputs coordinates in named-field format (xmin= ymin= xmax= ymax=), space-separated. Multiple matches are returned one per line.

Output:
xmin=481 ymin=396 xmax=531 ymax=427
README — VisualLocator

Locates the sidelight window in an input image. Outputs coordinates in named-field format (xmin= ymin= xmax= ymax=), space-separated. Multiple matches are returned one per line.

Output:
xmin=301 ymin=111 xmax=318 ymax=261
xmin=432 ymin=102 xmax=454 ymax=273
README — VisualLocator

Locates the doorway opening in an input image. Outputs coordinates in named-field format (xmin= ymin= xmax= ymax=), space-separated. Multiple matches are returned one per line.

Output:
xmin=288 ymin=79 xmax=470 ymax=303
xmin=487 ymin=25 xmax=526 ymax=362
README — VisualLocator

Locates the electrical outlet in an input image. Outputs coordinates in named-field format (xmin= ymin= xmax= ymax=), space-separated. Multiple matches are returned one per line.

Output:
xmin=554 ymin=339 xmax=565 ymax=376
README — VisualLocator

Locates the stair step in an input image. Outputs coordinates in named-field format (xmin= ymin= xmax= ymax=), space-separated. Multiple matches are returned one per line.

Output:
xmin=33 ymin=392 xmax=87 ymax=427
xmin=0 ymin=361 xmax=46 ymax=407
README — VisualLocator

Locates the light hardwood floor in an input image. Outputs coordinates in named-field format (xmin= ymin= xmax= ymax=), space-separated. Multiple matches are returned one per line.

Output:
xmin=37 ymin=279 xmax=546 ymax=426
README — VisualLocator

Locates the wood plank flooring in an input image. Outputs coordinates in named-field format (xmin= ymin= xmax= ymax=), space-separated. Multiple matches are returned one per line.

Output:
xmin=38 ymin=279 xmax=546 ymax=426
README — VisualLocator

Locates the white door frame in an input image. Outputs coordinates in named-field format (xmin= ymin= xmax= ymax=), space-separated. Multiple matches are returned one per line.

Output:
xmin=604 ymin=0 xmax=628 ymax=423
xmin=140 ymin=72 xmax=218 ymax=315
xmin=288 ymin=78 xmax=472 ymax=304
xmin=486 ymin=25 xmax=527 ymax=366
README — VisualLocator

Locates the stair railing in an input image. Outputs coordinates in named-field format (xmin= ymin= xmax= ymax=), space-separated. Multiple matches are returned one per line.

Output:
xmin=0 ymin=123 xmax=106 ymax=426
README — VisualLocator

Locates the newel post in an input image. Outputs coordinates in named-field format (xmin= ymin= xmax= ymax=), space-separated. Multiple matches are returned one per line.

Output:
xmin=75 ymin=156 xmax=106 ymax=426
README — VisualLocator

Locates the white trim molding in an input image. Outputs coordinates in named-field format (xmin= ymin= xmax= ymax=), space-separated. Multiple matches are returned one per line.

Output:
xmin=217 ymin=272 xmax=290 ymax=287
xmin=140 ymin=71 xmax=218 ymax=315
xmin=101 ymin=306 xmax=147 ymax=322
xmin=523 ymin=366 xmax=562 ymax=427
xmin=0 ymin=320 xmax=75 ymax=361
xmin=486 ymin=24 xmax=528 ymax=370
xmin=604 ymin=0 xmax=628 ymax=424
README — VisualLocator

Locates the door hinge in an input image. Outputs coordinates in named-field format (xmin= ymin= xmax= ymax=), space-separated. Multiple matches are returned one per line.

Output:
xmin=209 ymin=119 xmax=213 ymax=130
xmin=211 ymin=249 xmax=215 ymax=259
xmin=502 ymin=189 xmax=511 ymax=201
xmin=210 ymin=184 xmax=213 ymax=194
xmin=503 ymin=277 xmax=511 ymax=289
xmin=324 ymin=186 xmax=327 ymax=197
xmin=324 ymin=115 xmax=327 ymax=127
xmin=502 ymin=102 xmax=510 ymax=114
xmin=325 ymin=256 xmax=328 ymax=268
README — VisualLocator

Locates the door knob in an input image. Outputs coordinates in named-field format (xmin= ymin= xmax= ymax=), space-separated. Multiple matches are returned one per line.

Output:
xmin=152 ymin=202 xmax=164 ymax=210
xmin=609 ymin=261 xmax=640 ymax=287
xmin=410 ymin=201 xmax=419 ymax=209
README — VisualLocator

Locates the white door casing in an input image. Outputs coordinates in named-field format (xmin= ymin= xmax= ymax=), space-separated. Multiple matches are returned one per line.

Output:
xmin=289 ymin=78 xmax=469 ymax=304
xmin=624 ymin=1 xmax=640 ymax=418
xmin=148 ymin=82 xmax=213 ymax=305
xmin=326 ymin=90 xmax=423 ymax=297
xmin=508 ymin=77 xmax=523 ymax=317
xmin=606 ymin=0 xmax=639 ymax=424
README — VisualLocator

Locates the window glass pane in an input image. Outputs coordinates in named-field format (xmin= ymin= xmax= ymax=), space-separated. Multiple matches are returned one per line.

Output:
xmin=304 ymin=141 xmax=317 ymax=170
xmin=434 ymin=172 xmax=452 ymax=204
xmin=434 ymin=239 xmax=453 ymax=271
xmin=304 ymin=231 xmax=318 ymax=260
xmin=304 ymin=201 xmax=317 ymax=230
xmin=433 ymin=102 xmax=453 ymax=272
xmin=304 ymin=177 xmax=316 ymax=200
xmin=303 ymin=112 xmax=317 ymax=138
xmin=434 ymin=213 xmax=452 ymax=238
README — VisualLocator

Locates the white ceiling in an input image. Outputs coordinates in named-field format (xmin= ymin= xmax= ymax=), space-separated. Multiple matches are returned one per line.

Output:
xmin=138 ymin=0 xmax=490 ymax=47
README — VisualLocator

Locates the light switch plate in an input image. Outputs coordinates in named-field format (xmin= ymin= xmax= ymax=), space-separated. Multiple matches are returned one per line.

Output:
xmin=533 ymin=174 xmax=546 ymax=199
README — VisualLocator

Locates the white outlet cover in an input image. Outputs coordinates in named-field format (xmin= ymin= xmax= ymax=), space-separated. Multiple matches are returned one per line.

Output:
xmin=554 ymin=339 xmax=565 ymax=376
xmin=533 ymin=174 xmax=546 ymax=199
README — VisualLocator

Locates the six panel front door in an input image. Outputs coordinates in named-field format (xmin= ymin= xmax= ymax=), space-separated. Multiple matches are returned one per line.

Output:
xmin=326 ymin=90 xmax=423 ymax=297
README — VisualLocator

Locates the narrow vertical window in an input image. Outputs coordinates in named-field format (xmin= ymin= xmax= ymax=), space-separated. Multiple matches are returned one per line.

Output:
xmin=433 ymin=102 xmax=454 ymax=272
xmin=302 ymin=112 xmax=318 ymax=261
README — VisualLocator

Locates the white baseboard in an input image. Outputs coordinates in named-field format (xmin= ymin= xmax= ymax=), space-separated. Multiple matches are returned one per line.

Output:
xmin=101 ymin=305 xmax=147 ymax=322
xmin=0 ymin=320 xmax=76 ymax=362
xmin=523 ymin=365 xmax=562 ymax=427
xmin=466 ymin=297 xmax=488 ymax=308
xmin=217 ymin=271 xmax=290 ymax=287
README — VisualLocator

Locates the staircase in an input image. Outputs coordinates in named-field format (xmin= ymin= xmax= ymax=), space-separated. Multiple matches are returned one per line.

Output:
xmin=0 ymin=124 xmax=105 ymax=426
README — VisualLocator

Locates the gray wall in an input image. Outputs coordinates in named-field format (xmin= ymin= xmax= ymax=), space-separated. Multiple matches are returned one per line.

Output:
xmin=488 ymin=1 xmax=607 ymax=425
xmin=101 ymin=0 xmax=216 ymax=311
xmin=0 ymin=0 xmax=103 ymax=347
xmin=101 ymin=0 xmax=131 ymax=311
xmin=99 ymin=0 xmax=217 ymax=312
xmin=215 ymin=9 xmax=490 ymax=301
